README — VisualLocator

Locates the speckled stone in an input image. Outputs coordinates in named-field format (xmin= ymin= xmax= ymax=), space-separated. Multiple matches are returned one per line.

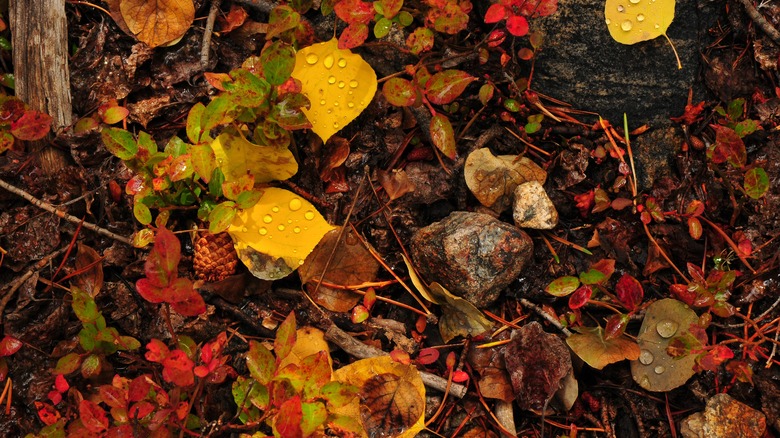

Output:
xmin=410 ymin=211 xmax=533 ymax=306
xmin=680 ymin=393 xmax=766 ymax=438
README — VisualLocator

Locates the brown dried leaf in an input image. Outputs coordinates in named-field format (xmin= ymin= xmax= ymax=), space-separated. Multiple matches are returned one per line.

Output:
xmin=119 ymin=0 xmax=195 ymax=48
xmin=72 ymin=243 xmax=103 ymax=298
xmin=504 ymin=322 xmax=572 ymax=411
xmin=464 ymin=148 xmax=547 ymax=213
xmin=299 ymin=228 xmax=380 ymax=312
xmin=467 ymin=331 xmax=514 ymax=402
xmin=377 ymin=169 xmax=416 ymax=201
xmin=320 ymin=136 xmax=350 ymax=182
xmin=566 ymin=326 xmax=640 ymax=370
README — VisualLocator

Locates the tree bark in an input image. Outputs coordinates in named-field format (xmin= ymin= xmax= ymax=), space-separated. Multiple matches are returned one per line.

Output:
xmin=10 ymin=0 xmax=72 ymax=175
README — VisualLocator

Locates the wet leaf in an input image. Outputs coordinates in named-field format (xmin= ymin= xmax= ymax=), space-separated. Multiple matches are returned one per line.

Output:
xmin=267 ymin=5 xmax=301 ymax=39
xmin=568 ymin=285 xmax=592 ymax=309
xmin=229 ymin=188 xmax=334 ymax=280
xmin=382 ymin=78 xmax=418 ymax=107
xmin=744 ymin=167 xmax=769 ymax=199
xmin=377 ymin=169 xmax=416 ymax=201
xmin=278 ymin=327 xmax=331 ymax=376
xmin=102 ymin=127 xmax=138 ymax=160
xmin=464 ymin=148 xmax=547 ymax=212
xmin=615 ymin=273 xmax=643 ymax=311
xmin=118 ymin=0 xmax=194 ymax=47
xmin=566 ymin=326 xmax=640 ymax=370
xmin=506 ymin=15 xmax=529 ymax=37
xmin=247 ymin=341 xmax=276 ymax=385
xmin=211 ymin=132 xmax=297 ymax=183
xmin=79 ymin=399 xmax=108 ymax=433
xmin=259 ymin=41 xmax=296 ymax=86
xmin=0 ymin=336 xmax=22 ymax=357
xmin=504 ymin=322 xmax=573 ymax=411
xmin=291 ymin=38 xmax=377 ymax=143
xmin=424 ymin=70 xmax=476 ymax=105
xmin=604 ymin=0 xmax=675 ymax=45
xmin=430 ymin=114 xmax=457 ymax=160
xmin=275 ymin=312 xmax=297 ymax=363
xmin=332 ymin=356 xmax=424 ymax=438
xmin=299 ymin=228 xmax=380 ymax=312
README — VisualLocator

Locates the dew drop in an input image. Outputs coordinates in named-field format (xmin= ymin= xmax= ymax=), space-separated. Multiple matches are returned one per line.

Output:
xmin=305 ymin=53 xmax=318 ymax=65
xmin=654 ymin=23 xmax=660 ymax=28
xmin=323 ymin=55 xmax=334 ymax=69
xmin=349 ymin=80 xmax=358 ymax=88
xmin=338 ymin=81 xmax=345 ymax=89
xmin=327 ymin=109 xmax=333 ymax=114
xmin=304 ymin=211 xmax=315 ymax=220
xmin=333 ymin=102 xmax=339 ymax=107
xmin=348 ymin=91 xmax=353 ymax=95
xmin=636 ymin=13 xmax=645 ymax=21
xmin=617 ymin=5 xmax=624 ymax=12
xmin=347 ymin=102 xmax=354 ymax=108
xmin=263 ymin=214 xmax=273 ymax=224
xmin=298 ymin=259 xmax=305 ymax=265
xmin=241 ymin=227 xmax=248 ymax=233
xmin=293 ymin=226 xmax=301 ymax=233
xmin=639 ymin=350 xmax=654 ymax=365
xmin=337 ymin=58 xmax=347 ymax=68
xmin=656 ymin=320 xmax=679 ymax=338
xmin=629 ymin=0 xmax=640 ymax=4
xmin=272 ymin=207 xmax=280 ymax=213
xmin=621 ymin=20 xmax=633 ymax=31
xmin=289 ymin=198 xmax=302 ymax=211
xmin=259 ymin=227 xmax=268 ymax=235
xmin=277 ymin=224 xmax=285 ymax=231
xmin=654 ymin=365 xmax=665 ymax=374
xmin=333 ymin=122 xmax=339 ymax=128
xmin=328 ymin=76 xmax=336 ymax=84
xmin=605 ymin=18 xmax=612 ymax=25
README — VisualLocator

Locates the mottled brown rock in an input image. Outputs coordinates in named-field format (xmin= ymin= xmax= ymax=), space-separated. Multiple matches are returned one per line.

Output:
xmin=680 ymin=393 xmax=766 ymax=438
xmin=410 ymin=211 xmax=533 ymax=306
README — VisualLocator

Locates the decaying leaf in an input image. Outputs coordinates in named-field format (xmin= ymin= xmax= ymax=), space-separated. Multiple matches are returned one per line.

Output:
xmin=115 ymin=0 xmax=195 ymax=48
xmin=299 ymin=228 xmax=380 ymax=312
xmin=403 ymin=255 xmax=493 ymax=343
xmin=566 ymin=325 xmax=640 ymax=370
xmin=229 ymin=188 xmax=334 ymax=280
xmin=630 ymin=298 xmax=699 ymax=392
xmin=73 ymin=244 xmax=104 ymax=298
xmin=332 ymin=355 xmax=425 ymax=438
xmin=504 ymin=322 xmax=572 ymax=411
xmin=464 ymin=148 xmax=547 ymax=213
xmin=377 ymin=169 xmax=416 ymax=201
xmin=291 ymin=39 xmax=377 ymax=143
xmin=467 ymin=331 xmax=515 ymax=402
xmin=211 ymin=132 xmax=298 ymax=183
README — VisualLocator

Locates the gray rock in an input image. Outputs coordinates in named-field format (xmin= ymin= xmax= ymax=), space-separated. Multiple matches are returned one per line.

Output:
xmin=513 ymin=181 xmax=559 ymax=229
xmin=410 ymin=211 xmax=533 ymax=306
xmin=680 ymin=393 xmax=766 ymax=438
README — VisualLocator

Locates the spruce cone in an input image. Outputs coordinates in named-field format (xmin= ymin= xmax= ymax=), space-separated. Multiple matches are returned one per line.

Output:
xmin=193 ymin=232 xmax=238 ymax=282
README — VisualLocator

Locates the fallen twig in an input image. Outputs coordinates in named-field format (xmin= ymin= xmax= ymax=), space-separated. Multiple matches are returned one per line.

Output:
xmin=324 ymin=324 xmax=468 ymax=398
xmin=0 ymin=177 xmax=133 ymax=246
xmin=0 ymin=246 xmax=69 ymax=326
xmin=519 ymin=298 xmax=572 ymax=337
xmin=736 ymin=0 xmax=780 ymax=46
xmin=201 ymin=0 xmax=221 ymax=69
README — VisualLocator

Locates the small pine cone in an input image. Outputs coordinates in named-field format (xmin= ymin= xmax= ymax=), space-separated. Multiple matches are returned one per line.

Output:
xmin=193 ymin=232 xmax=238 ymax=282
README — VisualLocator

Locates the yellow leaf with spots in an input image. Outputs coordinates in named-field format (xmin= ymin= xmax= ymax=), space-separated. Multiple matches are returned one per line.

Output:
xmin=118 ymin=0 xmax=194 ymax=48
xmin=211 ymin=133 xmax=297 ymax=183
xmin=332 ymin=356 xmax=425 ymax=438
xmin=278 ymin=327 xmax=331 ymax=372
xmin=604 ymin=0 xmax=681 ymax=68
xmin=291 ymin=39 xmax=377 ymax=143
xmin=229 ymin=188 xmax=334 ymax=280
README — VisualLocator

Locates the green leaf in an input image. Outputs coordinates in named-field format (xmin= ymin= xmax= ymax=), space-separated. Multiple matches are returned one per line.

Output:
xmin=207 ymin=201 xmax=236 ymax=234
xmin=79 ymin=324 xmax=98 ymax=352
xmin=190 ymin=144 xmax=217 ymax=183
xmin=260 ymin=41 xmax=296 ymax=86
xmin=300 ymin=401 xmax=328 ymax=436
xmin=275 ymin=312 xmax=297 ymax=362
xmin=320 ymin=381 xmax=359 ymax=408
xmin=382 ymin=78 xmax=417 ymax=107
xmin=232 ymin=376 xmax=267 ymax=423
xmin=247 ymin=341 xmax=277 ymax=384
xmin=81 ymin=354 xmax=102 ymax=378
xmin=430 ymin=114 xmax=456 ymax=159
xmin=424 ymin=70 xmax=476 ymax=105
xmin=186 ymin=103 xmax=206 ymax=143
xmin=101 ymin=127 xmax=138 ymax=160
xmin=55 ymin=352 xmax=82 ymax=375
xmin=373 ymin=17 xmax=393 ymax=38
xmin=226 ymin=69 xmax=272 ymax=108
xmin=202 ymin=96 xmax=238 ymax=134
xmin=133 ymin=201 xmax=152 ymax=225
xmin=744 ymin=167 xmax=769 ymax=199
xmin=545 ymin=276 xmax=580 ymax=297
xmin=71 ymin=287 xmax=100 ymax=323
xmin=266 ymin=5 xmax=301 ymax=40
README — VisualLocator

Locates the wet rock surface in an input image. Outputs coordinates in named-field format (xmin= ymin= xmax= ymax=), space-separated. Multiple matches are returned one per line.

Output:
xmin=410 ymin=211 xmax=533 ymax=306
xmin=680 ymin=393 xmax=766 ymax=438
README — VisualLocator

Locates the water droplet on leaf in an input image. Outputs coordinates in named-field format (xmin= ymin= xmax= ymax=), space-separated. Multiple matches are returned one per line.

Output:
xmin=338 ymin=58 xmax=347 ymax=68
xmin=605 ymin=18 xmax=612 ymax=24
xmin=338 ymin=81 xmax=345 ymax=88
xmin=654 ymin=365 xmax=665 ymax=374
xmin=617 ymin=5 xmax=625 ymax=11
xmin=289 ymin=198 xmax=302 ymax=211
xmin=328 ymin=76 xmax=336 ymax=84
xmin=306 ymin=54 xmax=319 ymax=64
xmin=629 ymin=0 xmax=640 ymax=4
xmin=320 ymin=99 xmax=326 ymax=106
xmin=349 ymin=80 xmax=358 ymax=88
xmin=304 ymin=211 xmax=315 ymax=220
xmin=294 ymin=226 xmax=301 ymax=233
xmin=272 ymin=207 xmax=280 ymax=213
xmin=637 ymin=13 xmax=645 ymax=21
xmin=324 ymin=55 xmax=334 ymax=69
xmin=263 ymin=215 xmax=273 ymax=223
xmin=656 ymin=320 xmax=679 ymax=338
xmin=621 ymin=20 xmax=633 ymax=31
xmin=639 ymin=349 xmax=654 ymax=365
xmin=277 ymin=225 xmax=285 ymax=231
xmin=259 ymin=227 xmax=268 ymax=235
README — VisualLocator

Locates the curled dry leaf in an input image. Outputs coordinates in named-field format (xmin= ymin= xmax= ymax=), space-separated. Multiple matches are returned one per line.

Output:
xmin=467 ymin=331 xmax=514 ymax=402
xmin=464 ymin=148 xmax=547 ymax=213
xmin=504 ymin=322 xmax=572 ymax=411
xmin=377 ymin=169 xmax=416 ymax=201
xmin=111 ymin=0 xmax=195 ymax=48
xmin=73 ymin=243 xmax=104 ymax=298
xmin=332 ymin=355 xmax=425 ymax=438
xmin=299 ymin=228 xmax=380 ymax=312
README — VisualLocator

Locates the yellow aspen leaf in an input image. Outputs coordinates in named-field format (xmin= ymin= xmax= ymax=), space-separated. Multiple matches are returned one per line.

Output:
xmin=211 ymin=133 xmax=298 ymax=183
xmin=119 ymin=0 xmax=195 ymax=48
xmin=229 ymin=188 xmax=334 ymax=280
xmin=291 ymin=39 xmax=377 ymax=143
xmin=332 ymin=356 xmax=425 ymax=438
xmin=604 ymin=0 xmax=681 ymax=68
xmin=278 ymin=327 xmax=332 ymax=373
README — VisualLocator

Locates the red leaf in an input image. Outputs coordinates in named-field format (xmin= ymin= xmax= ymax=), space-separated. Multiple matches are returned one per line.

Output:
xmin=35 ymin=401 xmax=61 ymax=426
xmin=670 ymin=284 xmax=695 ymax=306
xmin=47 ymin=390 xmax=62 ymax=405
xmin=338 ymin=23 xmax=369 ymax=49
xmin=591 ymin=259 xmax=616 ymax=281
xmin=54 ymin=374 xmax=70 ymax=393
xmin=144 ymin=228 xmax=182 ymax=287
xmin=430 ymin=114 xmax=457 ymax=159
xmin=417 ymin=347 xmax=440 ymax=365
xmin=79 ymin=399 xmax=109 ymax=433
xmin=505 ymin=15 xmax=529 ymax=36
xmin=574 ymin=190 xmax=595 ymax=216
xmin=615 ymin=274 xmax=643 ymax=311
xmin=0 ymin=336 xmax=22 ymax=356
xmin=708 ymin=125 xmax=746 ymax=168
xmin=568 ymin=285 xmax=592 ymax=310
xmin=276 ymin=396 xmax=304 ymax=438
xmin=162 ymin=350 xmax=195 ymax=387
xmin=604 ymin=313 xmax=629 ymax=339
xmin=519 ymin=0 xmax=558 ymax=17
xmin=10 ymin=110 xmax=52 ymax=141
xmin=145 ymin=339 xmax=170 ymax=363
xmin=484 ymin=4 xmax=507 ymax=23
xmin=99 ymin=385 xmax=127 ymax=409
xmin=671 ymin=101 xmax=706 ymax=125
xmin=452 ymin=370 xmax=469 ymax=383
xmin=167 ymin=277 xmax=197 ymax=303
xmin=170 ymin=291 xmax=207 ymax=316
xmin=135 ymin=278 xmax=167 ymax=304
xmin=334 ymin=0 xmax=374 ymax=24
xmin=424 ymin=70 xmax=477 ymax=105
xmin=688 ymin=217 xmax=702 ymax=239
